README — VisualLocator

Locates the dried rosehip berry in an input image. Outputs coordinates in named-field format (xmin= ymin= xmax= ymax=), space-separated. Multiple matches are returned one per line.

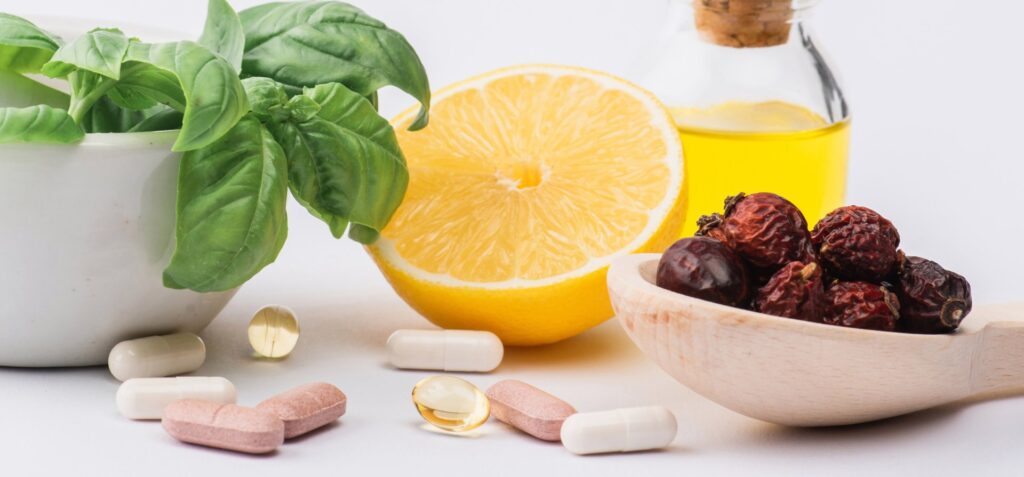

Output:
xmin=657 ymin=236 xmax=750 ymax=307
xmin=698 ymin=193 xmax=813 ymax=270
xmin=824 ymin=281 xmax=900 ymax=331
xmin=895 ymin=253 xmax=972 ymax=334
xmin=811 ymin=206 xmax=900 ymax=282
xmin=695 ymin=213 xmax=732 ymax=247
xmin=753 ymin=261 xmax=826 ymax=322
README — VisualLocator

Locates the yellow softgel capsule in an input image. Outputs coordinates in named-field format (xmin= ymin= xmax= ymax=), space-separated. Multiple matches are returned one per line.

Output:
xmin=247 ymin=305 xmax=300 ymax=358
xmin=412 ymin=375 xmax=490 ymax=432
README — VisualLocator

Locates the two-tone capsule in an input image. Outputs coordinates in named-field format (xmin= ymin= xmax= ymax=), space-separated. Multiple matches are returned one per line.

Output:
xmin=116 ymin=377 xmax=236 ymax=420
xmin=560 ymin=406 xmax=677 ymax=455
xmin=387 ymin=329 xmax=503 ymax=372
xmin=108 ymin=332 xmax=206 ymax=381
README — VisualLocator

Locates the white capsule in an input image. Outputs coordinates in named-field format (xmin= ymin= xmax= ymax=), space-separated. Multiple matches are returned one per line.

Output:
xmin=560 ymin=406 xmax=677 ymax=455
xmin=108 ymin=332 xmax=206 ymax=381
xmin=116 ymin=377 xmax=236 ymax=420
xmin=386 ymin=329 xmax=503 ymax=372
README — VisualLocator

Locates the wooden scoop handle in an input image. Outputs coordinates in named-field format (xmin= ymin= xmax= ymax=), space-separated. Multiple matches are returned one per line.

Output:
xmin=970 ymin=303 xmax=1024 ymax=395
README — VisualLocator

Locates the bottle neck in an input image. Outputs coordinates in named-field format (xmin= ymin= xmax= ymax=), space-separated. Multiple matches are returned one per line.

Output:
xmin=674 ymin=0 xmax=819 ymax=48
xmin=643 ymin=0 xmax=848 ymax=124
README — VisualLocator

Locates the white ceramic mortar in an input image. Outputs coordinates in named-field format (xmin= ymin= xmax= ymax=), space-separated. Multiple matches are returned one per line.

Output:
xmin=0 ymin=18 xmax=236 ymax=366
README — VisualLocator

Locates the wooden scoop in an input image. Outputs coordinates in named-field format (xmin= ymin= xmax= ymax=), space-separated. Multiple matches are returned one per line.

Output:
xmin=607 ymin=253 xmax=1024 ymax=427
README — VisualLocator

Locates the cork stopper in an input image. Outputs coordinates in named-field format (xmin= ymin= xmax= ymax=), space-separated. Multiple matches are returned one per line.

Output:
xmin=693 ymin=0 xmax=795 ymax=48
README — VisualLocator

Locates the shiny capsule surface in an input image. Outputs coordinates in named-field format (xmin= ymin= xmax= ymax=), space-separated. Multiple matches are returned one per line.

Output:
xmin=116 ymin=377 xmax=236 ymax=420
xmin=387 ymin=329 xmax=503 ymax=372
xmin=412 ymin=375 xmax=490 ymax=432
xmin=108 ymin=332 xmax=206 ymax=381
xmin=248 ymin=305 xmax=300 ymax=358
xmin=560 ymin=406 xmax=677 ymax=455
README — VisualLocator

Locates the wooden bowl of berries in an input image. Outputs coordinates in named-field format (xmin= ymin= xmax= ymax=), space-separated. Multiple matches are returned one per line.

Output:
xmin=608 ymin=193 xmax=1023 ymax=427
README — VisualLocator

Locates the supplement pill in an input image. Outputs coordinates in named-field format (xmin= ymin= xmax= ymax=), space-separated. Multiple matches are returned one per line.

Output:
xmin=412 ymin=375 xmax=490 ymax=432
xmin=162 ymin=400 xmax=284 ymax=454
xmin=486 ymin=380 xmax=576 ymax=441
xmin=108 ymin=332 xmax=206 ymax=381
xmin=248 ymin=305 xmax=300 ymax=358
xmin=387 ymin=329 xmax=503 ymax=372
xmin=116 ymin=377 xmax=236 ymax=420
xmin=257 ymin=382 xmax=347 ymax=439
xmin=560 ymin=406 xmax=677 ymax=455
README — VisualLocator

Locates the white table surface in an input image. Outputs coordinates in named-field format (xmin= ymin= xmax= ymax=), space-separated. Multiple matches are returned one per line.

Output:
xmin=2 ymin=0 xmax=1023 ymax=475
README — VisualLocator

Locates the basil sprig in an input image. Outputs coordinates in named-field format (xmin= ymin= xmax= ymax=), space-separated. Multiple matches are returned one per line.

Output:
xmin=0 ymin=0 xmax=428 ymax=292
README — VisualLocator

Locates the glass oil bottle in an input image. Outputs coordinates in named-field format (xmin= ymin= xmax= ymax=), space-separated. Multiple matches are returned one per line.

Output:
xmin=639 ymin=0 xmax=850 ymax=234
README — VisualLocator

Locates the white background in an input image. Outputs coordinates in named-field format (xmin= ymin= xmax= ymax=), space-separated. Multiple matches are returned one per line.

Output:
xmin=2 ymin=0 xmax=1023 ymax=475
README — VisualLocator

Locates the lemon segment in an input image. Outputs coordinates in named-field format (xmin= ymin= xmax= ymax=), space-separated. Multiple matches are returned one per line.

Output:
xmin=369 ymin=65 xmax=686 ymax=345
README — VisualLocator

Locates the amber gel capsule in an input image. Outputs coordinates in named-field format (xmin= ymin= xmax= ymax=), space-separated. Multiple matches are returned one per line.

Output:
xmin=387 ymin=329 xmax=503 ymax=372
xmin=108 ymin=332 xmax=206 ymax=381
xmin=412 ymin=375 xmax=490 ymax=432
xmin=248 ymin=305 xmax=300 ymax=358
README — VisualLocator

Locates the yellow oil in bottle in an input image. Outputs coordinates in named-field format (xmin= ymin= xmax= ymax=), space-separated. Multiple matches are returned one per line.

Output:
xmin=673 ymin=101 xmax=850 ymax=235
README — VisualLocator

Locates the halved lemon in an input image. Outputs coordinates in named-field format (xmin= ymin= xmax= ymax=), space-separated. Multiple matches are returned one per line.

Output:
xmin=369 ymin=65 xmax=686 ymax=345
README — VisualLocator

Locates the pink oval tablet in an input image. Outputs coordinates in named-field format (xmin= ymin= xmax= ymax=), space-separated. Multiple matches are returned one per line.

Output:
xmin=162 ymin=400 xmax=284 ymax=454
xmin=486 ymin=380 xmax=576 ymax=441
xmin=256 ymin=382 xmax=347 ymax=439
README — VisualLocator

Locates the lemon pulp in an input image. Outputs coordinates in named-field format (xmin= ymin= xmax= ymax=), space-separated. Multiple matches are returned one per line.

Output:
xmin=370 ymin=65 xmax=686 ymax=345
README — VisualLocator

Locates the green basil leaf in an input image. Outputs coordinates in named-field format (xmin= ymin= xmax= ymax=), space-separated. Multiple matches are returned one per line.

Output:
xmin=107 ymin=82 xmax=159 ymax=110
xmin=264 ymin=120 xmax=349 ymax=237
xmin=239 ymin=1 xmax=430 ymax=130
xmin=65 ymin=69 xmax=115 ymax=122
xmin=366 ymin=90 xmax=378 ymax=110
xmin=0 ymin=70 xmax=69 ymax=108
xmin=124 ymin=41 xmax=250 ymax=152
xmin=199 ymin=0 xmax=245 ymax=72
xmin=127 ymin=106 xmax=183 ymax=132
xmin=242 ymin=76 xmax=288 ymax=119
xmin=79 ymin=96 xmax=147 ymax=133
xmin=0 ymin=105 xmax=84 ymax=144
xmin=266 ymin=82 xmax=407 ymax=242
xmin=304 ymin=83 xmax=402 ymax=151
xmin=41 ymin=27 xmax=129 ymax=79
xmin=244 ymin=76 xmax=320 ymax=122
xmin=110 ymin=61 xmax=186 ymax=111
xmin=285 ymin=95 xmax=320 ymax=122
xmin=163 ymin=115 xmax=289 ymax=292
xmin=43 ymin=30 xmax=135 ymax=122
xmin=0 ymin=13 xmax=62 ymax=73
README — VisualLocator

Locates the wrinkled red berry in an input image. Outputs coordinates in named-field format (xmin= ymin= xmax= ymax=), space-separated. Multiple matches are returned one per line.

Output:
xmin=824 ymin=281 xmax=900 ymax=331
xmin=695 ymin=213 xmax=732 ymax=246
xmin=895 ymin=254 xmax=972 ymax=334
xmin=697 ymin=192 xmax=813 ymax=270
xmin=811 ymin=206 xmax=900 ymax=281
xmin=657 ymin=237 xmax=750 ymax=307
xmin=754 ymin=261 xmax=826 ymax=322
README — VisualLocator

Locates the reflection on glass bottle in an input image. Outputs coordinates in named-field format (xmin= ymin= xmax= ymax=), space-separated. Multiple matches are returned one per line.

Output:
xmin=640 ymin=0 xmax=850 ymax=235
